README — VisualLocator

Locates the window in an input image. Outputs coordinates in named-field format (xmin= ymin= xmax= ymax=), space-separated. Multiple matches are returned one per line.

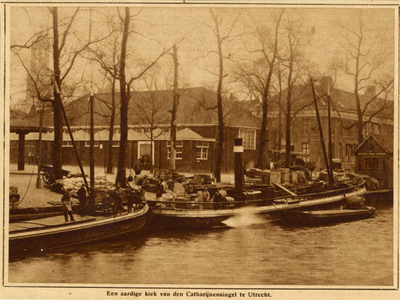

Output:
xmin=239 ymin=129 xmax=256 ymax=150
xmin=167 ymin=140 xmax=183 ymax=159
xmin=85 ymin=141 xmax=100 ymax=147
xmin=112 ymin=141 xmax=120 ymax=147
xmin=62 ymin=141 xmax=73 ymax=147
xmin=302 ymin=143 xmax=310 ymax=155
xmin=196 ymin=141 xmax=209 ymax=160
xmin=365 ymin=158 xmax=379 ymax=172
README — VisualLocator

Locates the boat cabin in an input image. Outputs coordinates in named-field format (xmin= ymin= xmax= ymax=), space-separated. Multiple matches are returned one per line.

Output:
xmin=354 ymin=134 xmax=393 ymax=189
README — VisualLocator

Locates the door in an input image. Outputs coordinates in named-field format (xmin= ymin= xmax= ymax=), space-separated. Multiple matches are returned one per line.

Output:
xmin=138 ymin=142 xmax=153 ymax=170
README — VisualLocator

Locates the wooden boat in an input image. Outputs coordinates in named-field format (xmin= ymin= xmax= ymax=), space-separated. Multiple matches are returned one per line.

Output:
xmin=145 ymin=178 xmax=367 ymax=229
xmin=10 ymin=206 xmax=63 ymax=223
xmin=8 ymin=89 xmax=151 ymax=259
xmin=9 ymin=203 xmax=149 ymax=257
xmin=279 ymin=206 xmax=375 ymax=225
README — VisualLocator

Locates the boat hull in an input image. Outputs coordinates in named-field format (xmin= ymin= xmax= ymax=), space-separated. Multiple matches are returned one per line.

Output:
xmin=148 ymin=183 xmax=367 ymax=230
xmin=9 ymin=204 xmax=149 ymax=257
xmin=280 ymin=206 xmax=375 ymax=225
xmin=148 ymin=208 xmax=237 ymax=230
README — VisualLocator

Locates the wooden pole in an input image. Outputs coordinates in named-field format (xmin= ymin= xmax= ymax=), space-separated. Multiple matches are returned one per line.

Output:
xmin=90 ymin=93 xmax=95 ymax=206
xmin=310 ymin=77 xmax=334 ymax=184
xmin=54 ymin=78 xmax=89 ymax=187
xmin=170 ymin=44 xmax=179 ymax=171
xmin=36 ymin=104 xmax=44 ymax=188
xmin=327 ymin=81 xmax=334 ymax=183
xmin=17 ymin=132 xmax=26 ymax=171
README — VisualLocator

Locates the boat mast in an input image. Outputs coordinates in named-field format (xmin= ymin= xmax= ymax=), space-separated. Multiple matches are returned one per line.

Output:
xmin=310 ymin=77 xmax=334 ymax=184
xmin=36 ymin=103 xmax=44 ymax=188
xmin=327 ymin=80 xmax=334 ymax=182
xmin=54 ymin=79 xmax=89 ymax=187
xmin=89 ymin=91 xmax=95 ymax=206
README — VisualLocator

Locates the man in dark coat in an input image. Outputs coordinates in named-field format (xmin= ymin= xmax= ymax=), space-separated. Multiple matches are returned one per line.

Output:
xmin=77 ymin=184 xmax=88 ymax=216
xmin=134 ymin=159 xmax=142 ymax=175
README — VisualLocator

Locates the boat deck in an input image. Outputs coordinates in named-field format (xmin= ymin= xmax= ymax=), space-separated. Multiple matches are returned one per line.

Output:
xmin=9 ymin=215 xmax=97 ymax=233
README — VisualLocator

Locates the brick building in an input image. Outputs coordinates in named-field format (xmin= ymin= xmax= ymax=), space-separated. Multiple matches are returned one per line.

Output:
xmin=245 ymin=82 xmax=394 ymax=172
xmin=10 ymin=87 xmax=266 ymax=174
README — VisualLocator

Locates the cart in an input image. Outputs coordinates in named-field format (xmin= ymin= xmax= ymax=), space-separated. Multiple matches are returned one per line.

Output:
xmin=40 ymin=165 xmax=71 ymax=184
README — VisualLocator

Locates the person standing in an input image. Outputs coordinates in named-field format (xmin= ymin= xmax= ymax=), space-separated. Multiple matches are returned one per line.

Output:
xmin=160 ymin=177 xmax=175 ymax=196
xmin=77 ymin=184 xmax=88 ymax=216
xmin=134 ymin=159 xmax=142 ymax=176
xmin=28 ymin=151 xmax=32 ymax=165
xmin=102 ymin=192 xmax=112 ymax=217
xmin=113 ymin=183 xmax=124 ymax=216
xmin=202 ymin=187 xmax=210 ymax=202
xmin=61 ymin=190 xmax=75 ymax=222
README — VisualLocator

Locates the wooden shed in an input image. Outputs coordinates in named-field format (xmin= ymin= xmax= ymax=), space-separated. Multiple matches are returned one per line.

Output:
xmin=354 ymin=134 xmax=393 ymax=189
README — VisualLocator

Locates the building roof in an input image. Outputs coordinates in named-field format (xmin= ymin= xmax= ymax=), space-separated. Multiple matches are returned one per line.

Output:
xmin=247 ymin=83 xmax=394 ymax=122
xmin=10 ymin=116 xmax=51 ymax=133
xmin=58 ymin=87 xmax=261 ymax=129
xmin=354 ymin=134 xmax=393 ymax=154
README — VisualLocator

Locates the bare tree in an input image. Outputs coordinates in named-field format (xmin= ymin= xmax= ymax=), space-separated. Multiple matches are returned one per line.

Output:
xmin=235 ymin=10 xmax=284 ymax=169
xmin=204 ymin=9 xmax=241 ymax=182
xmin=12 ymin=7 xmax=110 ymax=179
xmin=279 ymin=14 xmax=310 ymax=168
xmin=116 ymin=7 xmax=171 ymax=186
xmin=84 ymin=19 xmax=121 ymax=174
xmin=169 ymin=43 xmax=180 ymax=171
xmin=339 ymin=10 xmax=394 ymax=144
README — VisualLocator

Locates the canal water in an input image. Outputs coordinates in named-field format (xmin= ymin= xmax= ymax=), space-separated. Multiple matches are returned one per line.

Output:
xmin=7 ymin=201 xmax=394 ymax=287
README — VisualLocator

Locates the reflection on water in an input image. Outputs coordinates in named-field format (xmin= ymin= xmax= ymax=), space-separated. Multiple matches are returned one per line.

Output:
xmin=8 ymin=202 xmax=393 ymax=286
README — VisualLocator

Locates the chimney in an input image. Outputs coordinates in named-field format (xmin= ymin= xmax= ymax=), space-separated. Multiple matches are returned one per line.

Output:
xmin=234 ymin=138 xmax=244 ymax=191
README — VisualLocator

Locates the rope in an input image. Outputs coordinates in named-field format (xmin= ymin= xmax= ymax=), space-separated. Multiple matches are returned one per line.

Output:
xmin=16 ymin=164 xmax=37 ymax=205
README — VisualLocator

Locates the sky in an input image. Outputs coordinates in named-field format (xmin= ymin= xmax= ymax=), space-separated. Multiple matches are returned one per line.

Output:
xmin=7 ymin=3 xmax=396 ymax=110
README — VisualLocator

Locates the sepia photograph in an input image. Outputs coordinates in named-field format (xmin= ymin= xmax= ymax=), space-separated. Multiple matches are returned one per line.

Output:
xmin=1 ymin=0 xmax=398 ymax=299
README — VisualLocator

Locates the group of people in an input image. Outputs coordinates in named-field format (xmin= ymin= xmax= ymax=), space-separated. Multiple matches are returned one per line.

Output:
xmin=61 ymin=181 xmax=143 ymax=222
xmin=61 ymin=184 xmax=95 ymax=222
xmin=60 ymin=158 xmax=233 ymax=221
xmin=27 ymin=151 xmax=37 ymax=165
xmin=157 ymin=176 xmax=232 ymax=210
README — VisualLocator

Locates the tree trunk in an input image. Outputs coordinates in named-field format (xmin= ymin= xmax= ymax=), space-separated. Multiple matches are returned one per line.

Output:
xmin=214 ymin=20 xmax=225 ymax=183
xmin=257 ymin=94 xmax=268 ymax=169
xmin=354 ymin=71 xmax=364 ymax=144
xmin=215 ymin=91 xmax=224 ymax=183
xmin=106 ymin=76 xmax=116 ymax=174
xmin=284 ymin=34 xmax=294 ymax=168
xmin=52 ymin=7 xmax=63 ymax=180
xmin=116 ymin=7 xmax=130 ymax=187
xmin=256 ymin=11 xmax=283 ymax=170
xmin=169 ymin=44 xmax=179 ymax=171
xmin=284 ymin=96 xmax=291 ymax=168
xmin=284 ymin=70 xmax=293 ymax=168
